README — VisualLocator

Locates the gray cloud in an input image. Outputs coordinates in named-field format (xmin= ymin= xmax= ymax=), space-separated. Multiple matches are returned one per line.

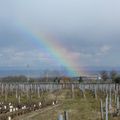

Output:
xmin=0 ymin=0 xmax=120 ymax=67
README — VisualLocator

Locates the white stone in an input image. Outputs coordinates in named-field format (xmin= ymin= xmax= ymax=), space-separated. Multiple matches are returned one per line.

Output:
xmin=9 ymin=106 xmax=13 ymax=109
xmin=13 ymin=108 xmax=16 ymax=112
xmin=9 ymin=108 xmax=13 ymax=112
xmin=39 ymin=102 xmax=41 ymax=106
xmin=8 ymin=116 xmax=11 ymax=120
xmin=24 ymin=106 xmax=26 ymax=109
xmin=22 ymin=106 xmax=26 ymax=110
xmin=4 ymin=106 xmax=7 ymax=109
xmin=52 ymin=101 xmax=55 ymax=105
xmin=9 ymin=103 xmax=11 ymax=106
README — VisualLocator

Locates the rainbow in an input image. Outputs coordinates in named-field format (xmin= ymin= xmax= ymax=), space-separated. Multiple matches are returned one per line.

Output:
xmin=17 ymin=24 xmax=85 ymax=77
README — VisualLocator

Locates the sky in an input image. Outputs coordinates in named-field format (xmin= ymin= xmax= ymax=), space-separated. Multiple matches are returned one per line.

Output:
xmin=0 ymin=0 xmax=120 ymax=71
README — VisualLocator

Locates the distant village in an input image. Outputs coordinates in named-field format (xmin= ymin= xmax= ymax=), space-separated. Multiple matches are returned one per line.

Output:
xmin=0 ymin=70 xmax=120 ymax=84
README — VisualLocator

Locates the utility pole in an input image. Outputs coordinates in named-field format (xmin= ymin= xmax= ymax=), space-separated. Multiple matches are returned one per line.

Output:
xmin=27 ymin=64 xmax=30 ymax=83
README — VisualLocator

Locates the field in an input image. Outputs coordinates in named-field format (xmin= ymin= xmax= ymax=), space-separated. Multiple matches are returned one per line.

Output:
xmin=15 ymin=87 xmax=120 ymax=120
xmin=21 ymin=90 xmax=101 ymax=120
xmin=0 ymin=83 xmax=120 ymax=120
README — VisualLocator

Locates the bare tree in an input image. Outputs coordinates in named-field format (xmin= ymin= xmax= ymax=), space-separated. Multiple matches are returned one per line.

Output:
xmin=110 ymin=70 xmax=117 ymax=82
xmin=114 ymin=76 xmax=120 ymax=84
xmin=100 ymin=71 xmax=109 ymax=81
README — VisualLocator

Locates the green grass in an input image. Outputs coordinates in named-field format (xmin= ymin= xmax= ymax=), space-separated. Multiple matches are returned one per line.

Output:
xmin=10 ymin=89 xmax=120 ymax=120
xmin=28 ymin=89 xmax=101 ymax=120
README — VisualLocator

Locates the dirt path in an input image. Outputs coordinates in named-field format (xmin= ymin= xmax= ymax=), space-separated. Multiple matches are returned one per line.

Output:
xmin=13 ymin=104 xmax=61 ymax=120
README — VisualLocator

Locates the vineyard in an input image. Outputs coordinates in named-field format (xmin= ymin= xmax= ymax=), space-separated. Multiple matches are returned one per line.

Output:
xmin=0 ymin=82 xmax=119 ymax=120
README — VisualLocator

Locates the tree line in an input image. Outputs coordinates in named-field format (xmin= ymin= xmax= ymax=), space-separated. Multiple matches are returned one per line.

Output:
xmin=100 ymin=70 xmax=120 ymax=83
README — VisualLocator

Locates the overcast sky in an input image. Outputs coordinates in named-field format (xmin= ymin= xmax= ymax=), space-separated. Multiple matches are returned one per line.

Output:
xmin=0 ymin=0 xmax=120 ymax=69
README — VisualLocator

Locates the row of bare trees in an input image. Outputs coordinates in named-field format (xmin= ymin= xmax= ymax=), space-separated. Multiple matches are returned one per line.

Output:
xmin=100 ymin=70 xmax=120 ymax=83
